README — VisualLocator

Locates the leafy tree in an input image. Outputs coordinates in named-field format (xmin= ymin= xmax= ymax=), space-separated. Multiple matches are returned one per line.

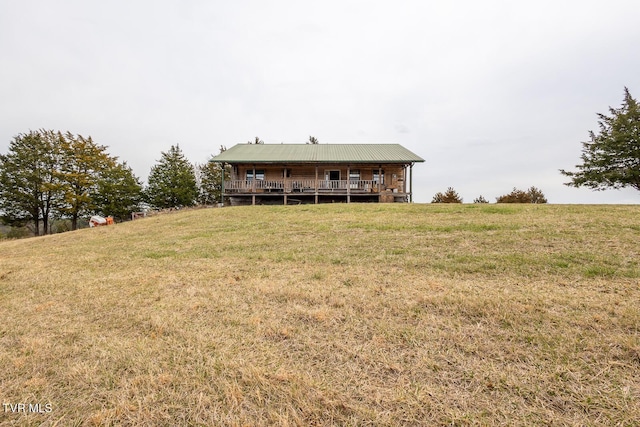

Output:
xmin=146 ymin=145 xmax=198 ymax=209
xmin=431 ymin=187 xmax=463 ymax=203
xmin=474 ymin=195 xmax=489 ymax=203
xmin=57 ymin=132 xmax=116 ymax=230
xmin=496 ymin=187 xmax=547 ymax=203
xmin=561 ymin=87 xmax=640 ymax=192
xmin=0 ymin=130 xmax=63 ymax=235
xmin=92 ymin=161 xmax=143 ymax=222
xmin=307 ymin=136 xmax=319 ymax=144
xmin=1 ymin=129 xmax=141 ymax=235
xmin=0 ymin=133 xmax=41 ymax=233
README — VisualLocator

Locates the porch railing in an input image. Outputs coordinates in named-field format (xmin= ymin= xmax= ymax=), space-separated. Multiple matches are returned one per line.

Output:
xmin=224 ymin=179 xmax=385 ymax=193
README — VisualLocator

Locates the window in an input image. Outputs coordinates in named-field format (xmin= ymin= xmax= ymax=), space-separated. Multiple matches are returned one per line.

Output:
xmin=246 ymin=170 xmax=265 ymax=181
xmin=349 ymin=170 xmax=360 ymax=189
xmin=283 ymin=168 xmax=291 ymax=178
xmin=373 ymin=170 xmax=385 ymax=184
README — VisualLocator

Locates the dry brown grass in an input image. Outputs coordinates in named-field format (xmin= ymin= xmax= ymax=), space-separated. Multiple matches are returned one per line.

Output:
xmin=0 ymin=204 xmax=638 ymax=426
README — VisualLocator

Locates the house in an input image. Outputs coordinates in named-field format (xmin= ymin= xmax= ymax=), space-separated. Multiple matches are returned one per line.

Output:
xmin=209 ymin=143 xmax=425 ymax=205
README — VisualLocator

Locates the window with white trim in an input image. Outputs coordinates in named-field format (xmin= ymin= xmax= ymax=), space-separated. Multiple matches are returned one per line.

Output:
xmin=246 ymin=170 xmax=265 ymax=181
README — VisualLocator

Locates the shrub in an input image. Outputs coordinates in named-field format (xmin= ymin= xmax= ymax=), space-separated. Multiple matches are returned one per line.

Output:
xmin=497 ymin=187 xmax=547 ymax=203
xmin=527 ymin=186 xmax=548 ymax=204
xmin=474 ymin=195 xmax=489 ymax=203
xmin=6 ymin=226 xmax=30 ymax=239
xmin=432 ymin=187 xmax=463 ymax=203
xmin=53 ymin=220 xmax=72 ymax=234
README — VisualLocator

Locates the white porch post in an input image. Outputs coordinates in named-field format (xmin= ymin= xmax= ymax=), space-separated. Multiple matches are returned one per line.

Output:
xmin=409 ymin=163 xmax=414 ymax=203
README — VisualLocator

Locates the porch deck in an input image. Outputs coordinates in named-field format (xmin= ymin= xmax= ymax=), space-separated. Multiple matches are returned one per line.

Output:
xmin=224 ymin=179 xmax=395 ymax=194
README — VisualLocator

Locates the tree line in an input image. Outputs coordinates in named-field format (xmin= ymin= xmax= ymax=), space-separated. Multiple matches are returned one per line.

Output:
xmin=2 ymin=88 xmax=637 ymax=236
xmin=431 ymin=187 xmax=548 ymax=204
xmin=0 ymin=130 xmax=226 ymax=237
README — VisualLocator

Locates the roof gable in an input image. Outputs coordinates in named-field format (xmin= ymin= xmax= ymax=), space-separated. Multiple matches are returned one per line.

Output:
xmin=211 ymin=144 xmax=424 ymax=164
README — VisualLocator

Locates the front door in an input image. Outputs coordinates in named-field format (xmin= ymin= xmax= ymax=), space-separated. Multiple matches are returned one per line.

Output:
xmin=328 ymin=170 xmax=340 ymax=180
xmin=325 ymin=170 xmax=340 ymax=189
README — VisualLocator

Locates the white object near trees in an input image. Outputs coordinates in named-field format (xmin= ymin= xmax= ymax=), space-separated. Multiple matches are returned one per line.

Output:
xmin=89 ymin=216 xmax=107 ymax=227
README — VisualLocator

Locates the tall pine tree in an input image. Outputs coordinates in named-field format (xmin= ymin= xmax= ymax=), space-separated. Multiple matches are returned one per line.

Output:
xmin=145 ymin=145 xmax=198 ymax=209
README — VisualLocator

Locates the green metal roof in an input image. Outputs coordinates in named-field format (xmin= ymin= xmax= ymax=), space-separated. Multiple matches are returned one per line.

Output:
xmin=210 ymin=144 xmax=425 ymax=164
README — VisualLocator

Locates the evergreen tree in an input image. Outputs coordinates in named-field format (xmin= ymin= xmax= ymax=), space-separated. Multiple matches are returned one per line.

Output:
xmin=146 ymin=145 xmax=198 ymax=209
xmin=431 ymin=187 xmax=463 ymax=203
xmin=92 ymin=161 xmax=143 ymax=221
xmin=196 ymin=160 xmax=227 ymax=205
xmin=561 ymin=87 xmax=640 ymax=192
xmin=307 ymin=136 xmax=319 ymax=144
xmin=473 ymin=195 xmax=489 ymax=203
xmin=527 ymin=186 xmax=548 ymax=204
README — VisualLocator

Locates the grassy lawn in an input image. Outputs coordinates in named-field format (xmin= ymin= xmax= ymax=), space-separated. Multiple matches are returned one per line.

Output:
xmin=1 ymin=204 xmax=638 ymax=426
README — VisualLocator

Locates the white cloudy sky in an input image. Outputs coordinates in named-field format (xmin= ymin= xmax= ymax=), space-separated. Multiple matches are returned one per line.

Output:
xmin=1 ymin=0 xmax=639 ymax=203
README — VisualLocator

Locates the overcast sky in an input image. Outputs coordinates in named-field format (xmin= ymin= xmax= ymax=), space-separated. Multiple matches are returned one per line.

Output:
xmin=1 ymin=1 xmax=639 ymax=203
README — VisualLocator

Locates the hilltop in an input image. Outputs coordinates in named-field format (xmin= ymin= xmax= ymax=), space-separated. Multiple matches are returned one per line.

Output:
xmin=1 ymin=204 xmax=638 ymax=425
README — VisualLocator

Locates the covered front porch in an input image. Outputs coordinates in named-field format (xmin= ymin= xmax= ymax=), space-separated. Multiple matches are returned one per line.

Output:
xmin=224 ymin=178 xmax=408 ymax=205
xmin=225 ymin=178 xmax=390 ymax=193
xmin=222 ymin=163 xmax=414 ymax=205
